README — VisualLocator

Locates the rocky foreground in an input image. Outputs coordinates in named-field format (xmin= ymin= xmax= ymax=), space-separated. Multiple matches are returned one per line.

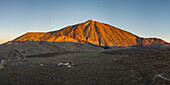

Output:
xmin=0 ymin=48 xmax=169 ymax=85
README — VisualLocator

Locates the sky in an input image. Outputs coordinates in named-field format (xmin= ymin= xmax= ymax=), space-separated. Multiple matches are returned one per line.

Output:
xmin=0 ymin=0 xmax=170 ymax=44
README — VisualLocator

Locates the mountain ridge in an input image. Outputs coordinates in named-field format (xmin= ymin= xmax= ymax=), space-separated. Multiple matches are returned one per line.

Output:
xmin=5 ymin=20 xmax=170 ymax=47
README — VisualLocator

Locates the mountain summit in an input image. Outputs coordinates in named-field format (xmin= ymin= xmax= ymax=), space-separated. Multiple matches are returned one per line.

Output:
xmin=8 ymin=20 xmax=169 ymax=47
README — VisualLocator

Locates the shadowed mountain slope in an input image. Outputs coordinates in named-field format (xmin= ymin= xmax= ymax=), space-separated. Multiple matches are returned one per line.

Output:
xmin=6 ymin=20 xmax=170 ymax=47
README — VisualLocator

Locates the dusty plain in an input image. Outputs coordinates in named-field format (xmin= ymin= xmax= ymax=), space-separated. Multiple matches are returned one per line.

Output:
xmin=0 ymin=47 xmax=169 ymax=85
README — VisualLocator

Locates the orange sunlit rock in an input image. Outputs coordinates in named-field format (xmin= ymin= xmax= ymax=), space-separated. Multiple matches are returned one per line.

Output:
xmin=13 ymin=20 xmax=169 ymax=47
xmin=6 ymin=42 xmax=13 ymax=45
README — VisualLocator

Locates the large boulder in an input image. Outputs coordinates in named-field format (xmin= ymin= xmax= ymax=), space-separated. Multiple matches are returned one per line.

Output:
xmin=0 ymin=59 xmax=7 ymax=66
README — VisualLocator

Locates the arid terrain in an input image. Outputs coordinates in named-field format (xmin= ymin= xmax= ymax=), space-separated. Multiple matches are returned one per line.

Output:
xmin=1 ymin=0 xmax=170 ymax=84
xmin=0 ymin=47 xmax=169 ymax=85
xmin=0 ymin=20 xmax=169 ymax=85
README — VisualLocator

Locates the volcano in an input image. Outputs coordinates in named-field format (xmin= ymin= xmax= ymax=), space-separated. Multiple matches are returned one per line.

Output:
xmin=6 ymin=20 xmax=170 ymax=47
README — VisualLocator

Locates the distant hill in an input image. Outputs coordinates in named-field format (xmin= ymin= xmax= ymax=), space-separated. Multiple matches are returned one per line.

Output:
xmin=6 ymin=19 xmax=169 ymax=47
xmin=0 ymin=41 xmax=104 ymax=58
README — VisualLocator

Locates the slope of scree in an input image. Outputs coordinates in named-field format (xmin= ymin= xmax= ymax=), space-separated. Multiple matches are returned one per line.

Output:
xmin=6 ymin=20 xmax=170 ymax=47
xmin=0 ymin=41 xmax=104 ymax=58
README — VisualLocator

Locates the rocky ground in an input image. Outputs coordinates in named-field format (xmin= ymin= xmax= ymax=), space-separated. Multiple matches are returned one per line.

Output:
xmin=0 ymin=48 xmax=169 ymax=85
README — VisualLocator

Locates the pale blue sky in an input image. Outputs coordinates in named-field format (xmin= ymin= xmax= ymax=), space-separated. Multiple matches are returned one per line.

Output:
xmin=0 ymin=0 xmax=170 ymax=44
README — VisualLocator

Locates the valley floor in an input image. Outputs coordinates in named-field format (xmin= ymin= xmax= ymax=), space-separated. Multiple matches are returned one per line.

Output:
xmin=0 ymin=48 xmax=169 ymax=85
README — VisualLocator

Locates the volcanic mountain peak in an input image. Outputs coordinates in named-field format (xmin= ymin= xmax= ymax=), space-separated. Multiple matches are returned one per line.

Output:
xmin=7 ymin=20 xmax=170 ymax=47
xmin=86 ymin=19 xmax=94 ymax=22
